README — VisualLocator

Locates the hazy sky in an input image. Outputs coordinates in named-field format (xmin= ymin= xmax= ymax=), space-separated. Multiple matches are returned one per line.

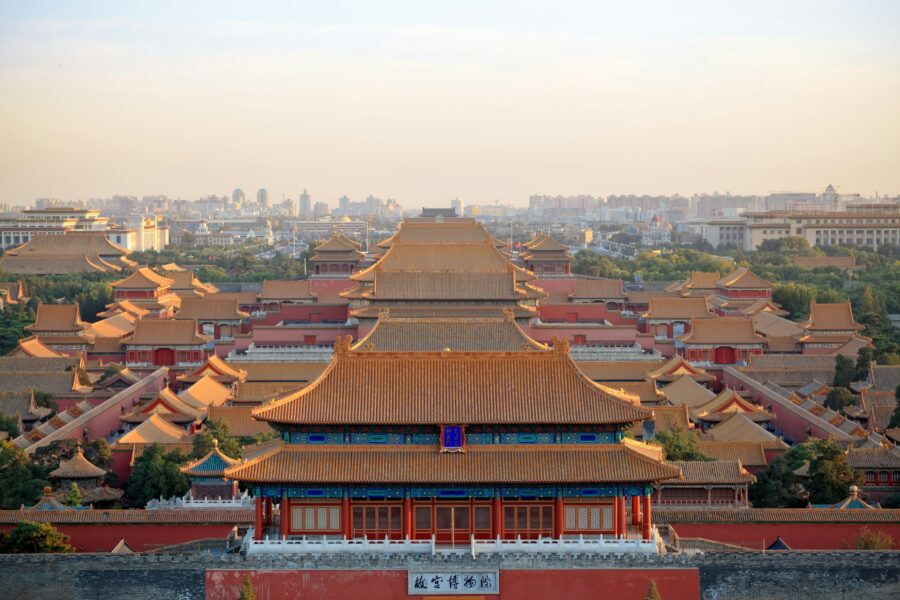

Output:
xmin=1 ymin=1 xmax=899 ymax=207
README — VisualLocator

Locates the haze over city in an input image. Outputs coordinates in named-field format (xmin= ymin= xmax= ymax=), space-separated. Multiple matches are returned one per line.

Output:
xmin=1 ymin=0 xmax=899 ymax=206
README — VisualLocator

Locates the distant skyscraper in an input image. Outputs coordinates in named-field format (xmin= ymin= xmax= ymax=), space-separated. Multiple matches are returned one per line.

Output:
xmin=338 ymin=195 xmax=350 ymax=214
xmin=450 ymin=197 xmax=463 ymax=217
xmin=299 ymin=189 xmax=311 ymax=218
xmin=232 ymin=188 xmax=245 ymax=210
xmin=314 ymin=201 xmax=329 ymax=218
xmin=257 ymin=188 xmax=269 ymax=210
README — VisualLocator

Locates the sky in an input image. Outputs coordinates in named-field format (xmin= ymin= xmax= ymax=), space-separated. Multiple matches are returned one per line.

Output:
xmin=1 ymin=1 xmax=899 ymax=207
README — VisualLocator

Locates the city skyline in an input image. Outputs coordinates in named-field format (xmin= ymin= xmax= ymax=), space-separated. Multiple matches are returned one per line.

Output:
xmin=1 ymin=1 xmax=899 ymax=206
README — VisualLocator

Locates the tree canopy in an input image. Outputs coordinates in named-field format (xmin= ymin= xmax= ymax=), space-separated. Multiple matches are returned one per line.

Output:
xmin=750 ymin=439 xmax=861 ymax=508
xmin=653 ymin=428 xmax=711 ymax=461
xmin=124 ymin=443 xmax=190 ymax=507
xmin=0 ymin=441 xmax=50 ymax=510
xmin=0 ymin=521 xmax=73 ymax=554
xmin=191 ymin=419 xmax=243 ymax=460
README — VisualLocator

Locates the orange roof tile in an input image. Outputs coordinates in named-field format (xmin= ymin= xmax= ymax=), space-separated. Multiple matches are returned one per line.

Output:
xmin=225 ymin=443 xmax=681 ymax=484
xmin=643 ymin=296 xmax=714 ymax=320
xmin=207 ymin=405 xmax=276 ymax=437
xmin=176 ymin=297 xmax=249 ymax=321
xmin=691 ymin=389 xmax=773 ymax=422
xmin=10 ymin=336 xmax=65 ymax=358
xmin=26 ymin=303 xmax=86 ymax=332
xmin=715 ymin=267 xmax=772 ymax=290
xmin=679 ymin=317 xmax=765 ymax=345
xmin=696 ymin=441 xmax=771 ymax=467
xmin=664 ymin=460 xmax=755 ymax=485
xmin=49 ymin=445 xmax=107 ymax=479
xmin=126 ymin=319 xmax=212 ymax=346
xmin=117 ymin=414 xmax=190 ymax=444
xmin=98 ymin=300 xmax=151 ymax=318
xmin=662 ymin=375 xmax=717 ymax=408
xmin=704 ymin=413 xmax=780 ymax=443
xmin=576 ymin=360 xmax=665 ymax=382
xmin=801 ymin=301 xmax=864 ymax=332
xmin=253 ymin=339 xmax=651 ymax=426
xmin=646 ymin=355 xmax=712 ymax=381
xmin=179 ymin=375 xmax=232 ymax=409
xmin=259 ymin=279 xmax=314 ymax=300
xmin=112 ymin=267 xmax=174 ymax=289
xmin=353 ymin=314 xmax=547 ymax=352
xmin=793 ymin=256 xmax=859 ymax=270
xmin=568 ymin=278 xmax=626 ymax=300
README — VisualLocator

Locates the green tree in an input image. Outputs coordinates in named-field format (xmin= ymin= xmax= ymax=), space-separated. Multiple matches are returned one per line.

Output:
xmin=190 ymin=419 xmax=242 ymax=460
xmin=856 ymin=347 xmax=875 ymax=381
xmin=63 ymin=483 xmax=82 ymax=507
xmin=881 ymin=492 xmax=900 ymax=509
xmin=644 ymin=580 xmax=662 ymax=600
xmin=806 ymin=440 xmax=862 ymax=505
xmin=32 ymin=390 xmax=57 ymax=413
xmin=854 ymin=527 xmax=893 ymax=550
xmin=0 ymin=414 xmax=19 ymax=438
xmin=0 ymin=441 xmax=50 ymax=509
xmin=824 ymin=387 xmax=857 ymax=411
xmin=833 ymin=355 xmax=856 ymax=389
xmin=653 ymin=428 xmax=711 ymax=461
xmin=0 ymin=521 xmax=73 ymax=553
xmin=124 ymin=443 xmax=190 ymax=507
xmin=772 ymin=283 xmax=817 ymax=320
xmin=239 ymin=575 xmax=257 ymax=600
xmin=888 ymin=385 xmax=900 ymax=429
xmin=750 ymin=440 xmax=840 ymax=508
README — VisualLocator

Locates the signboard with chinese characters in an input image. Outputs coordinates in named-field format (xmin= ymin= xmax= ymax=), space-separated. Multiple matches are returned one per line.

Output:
xmin=440 ymin=424 xmax=465 ymax=453
xmin=408 ymin=571 xmax=499 ymax=595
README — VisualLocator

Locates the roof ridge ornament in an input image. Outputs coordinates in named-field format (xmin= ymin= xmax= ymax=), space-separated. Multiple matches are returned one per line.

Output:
xmin=549 ymin=335 xmax=570 ymax=356
xmin=334 ymin=335 xmax=353 ymax=358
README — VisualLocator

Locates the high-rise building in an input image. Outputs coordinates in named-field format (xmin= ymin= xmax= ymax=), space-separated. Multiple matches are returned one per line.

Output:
xmin=450 ymin=197 xmax=463 ymax=217
xmin=338 ymin=195 xmax=350 ymax=214
xmin=257 ymin=188 xmax=269 ymax=210
xmin=232 ymin=188 xmax=245 ymax=211
xmin=299 ymin=189 xmax=312 ymax=218
xmin=314 ymin=201 xmax=329 ymax=218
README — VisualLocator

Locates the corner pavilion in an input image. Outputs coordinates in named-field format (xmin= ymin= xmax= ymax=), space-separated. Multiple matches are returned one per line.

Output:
xmin=227 ymin=337 xmax=680 ymax=543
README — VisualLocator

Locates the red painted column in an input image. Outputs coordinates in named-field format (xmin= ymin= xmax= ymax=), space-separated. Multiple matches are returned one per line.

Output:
xmin=617 ymin=496 xmax=626 ymax=539
xmin=342 ymin=496 xmax=351 ymax=539
xmin=553 ymin=495 xmax=564 ymax=539
xmin=254 ymin=496 xmax=263 ymax=540
xmin=403 ymin=497 xmax=413 ymax=539
xmin=264 ymin=498 xmax=273 ymax=526
xmin=642 ymin=494 xmax=652 ymax=540
xmin=612 ymin=497 xmax=621 ymax=537
xmin=280 ymin=496 xmax=290 ymax=538
xmin=631 ymin=496 xmax=641 ymax=526
xmin=492 ymin=496 xmax=502 ymax=539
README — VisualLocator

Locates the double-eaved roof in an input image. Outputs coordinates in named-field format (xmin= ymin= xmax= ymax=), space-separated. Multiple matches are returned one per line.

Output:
xmin=252 ymin=338 xmax=651 ymax=427
xmin=225 ymin=442 xmax=681 ymax=485
xmin=349 ymin=219 xmax=543 ymax=306
xmin=0 ymin=232 xmax=135 ymax=274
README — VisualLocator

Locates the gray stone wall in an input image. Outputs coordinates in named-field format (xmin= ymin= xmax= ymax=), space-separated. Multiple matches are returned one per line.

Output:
xmin=1 ymin=551 xmax=897 ymax=599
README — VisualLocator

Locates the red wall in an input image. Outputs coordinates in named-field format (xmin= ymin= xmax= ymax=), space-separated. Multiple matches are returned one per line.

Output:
xmin=0 ymin=523 xmax=237 ymax=553
xmin=206 ymin=568 xmax=700 ymax=600
xmin=670 ymin=522 xmax=900 ymax=550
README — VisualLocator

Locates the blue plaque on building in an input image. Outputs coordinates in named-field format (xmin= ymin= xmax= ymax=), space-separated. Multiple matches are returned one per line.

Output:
xmin=440 ymin=425 xmax=465 ymax=452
